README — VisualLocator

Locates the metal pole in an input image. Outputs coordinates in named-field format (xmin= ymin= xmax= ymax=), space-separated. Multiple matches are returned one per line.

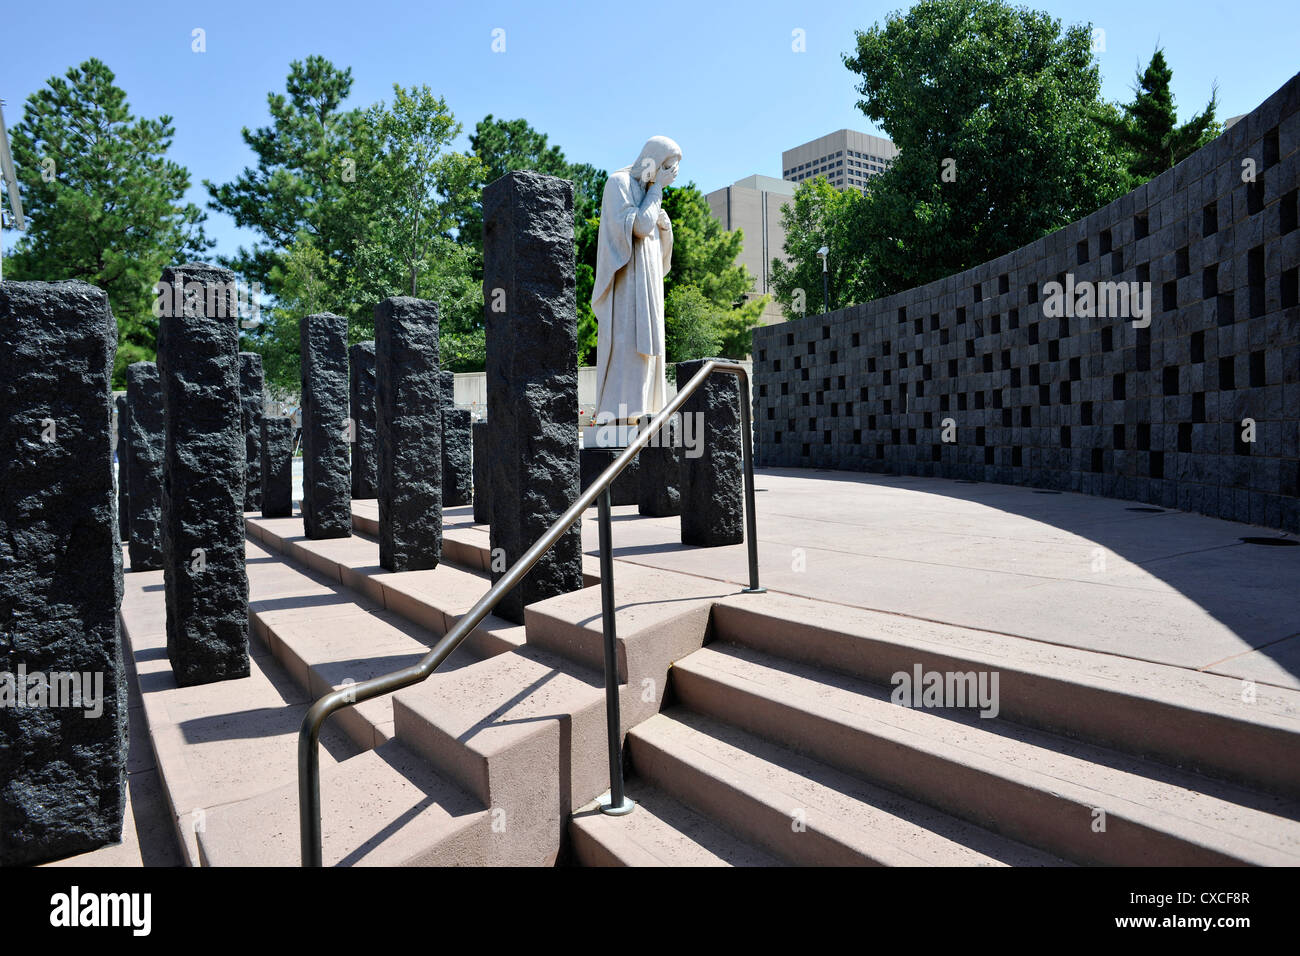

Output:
xmin=299 ymin=718 xmax=323 ymax=866
xmin=822 ymin=270 xmax=829 ymax=313
xmin=597 ymin=479 xmax=633 ymax=815
xmin=737 ymin=370 xmax=765 ymax=594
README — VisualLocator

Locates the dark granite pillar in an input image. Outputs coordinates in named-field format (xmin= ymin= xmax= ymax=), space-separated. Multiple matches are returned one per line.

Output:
xmin=125 ymin=362 xmax=164 ymax=571
xmin=0 ymin=280 xmax=126 ymax=864
xmin=375 ymin=297 xmax=442 ymax=571
xmin=300 ymin=312 xmax=351 ymax=539
xmin=638 ymin=414 xmax=683 ymax=517
xmin=115 ymin=394 xmax=129 ymax=540
xmin=239 ymin=352 xmax=264 ymax=513
xmin=349 ymin=341 xmax=378 ymax=500
xmin=472 ymin=420 xmax=491 ymax=524
xmin=443 ymin=409 xmax=473 ymax=507
xmin=261 ymin=417 xmax=294 ymax=518
xmin=156 ymin=263 xmax=249 ymax=686
xmin=581 ymin=446 xmax=640 ymax=505
xmin=677 ymin=359 xmax=743 ymax=546
xmin=439 ymin=370 xmax=471 ymax=506
xmin=484 ymin=171 xmax=582 ymax=623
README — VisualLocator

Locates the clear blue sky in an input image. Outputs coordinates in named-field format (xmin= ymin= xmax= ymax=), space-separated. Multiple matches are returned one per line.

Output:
xmin=2 ymin=0 xmax=1297 ymax=259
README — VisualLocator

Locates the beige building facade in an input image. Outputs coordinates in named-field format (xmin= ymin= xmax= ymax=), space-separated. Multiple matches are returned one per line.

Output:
xmin=704 ymin=174 xmax=797 ymax=327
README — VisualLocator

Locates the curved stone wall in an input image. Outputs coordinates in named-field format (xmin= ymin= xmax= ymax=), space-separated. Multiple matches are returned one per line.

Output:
xmin=753 ymin=73 xmax=1300 ymax=531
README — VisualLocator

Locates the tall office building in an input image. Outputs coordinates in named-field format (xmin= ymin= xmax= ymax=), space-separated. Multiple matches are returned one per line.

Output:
xmin=704 ymin=174 xmax=796 ymax=327
xmin=782 ymin=130 xmax=898 ymax=194
xmin=700 ymin=130 xmax=899 ymax=339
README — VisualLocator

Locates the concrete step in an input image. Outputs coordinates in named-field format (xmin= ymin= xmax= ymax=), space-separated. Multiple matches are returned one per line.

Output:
xmin=245 ymin=536 xmax=485 ymax=749
xmin=628 ymin=710 xmax=1066 ymax=866
xmin=710 ymin=593 xmax=1300 ymax=796
xmin=392 ymin=643 xmax=613 ymax=866
xmin=121 ymin=564 xmax=363 ymax=866
xmin=672 ymin=642 xmax=1300 ymax=865
xmin=349 ymin=499 xmax=603 ymax=587
xmin=247 ymin=513 xmax=527 ymax=659
xmin=199 ymin=740 xmax=488 ymax=867
xmin=569 ymin=780 xmax=784 ymax=866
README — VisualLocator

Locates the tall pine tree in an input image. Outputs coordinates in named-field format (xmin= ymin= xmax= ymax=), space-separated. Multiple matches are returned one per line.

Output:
xmin=6 ymin=58 xmax=211 ymax=384
xmin=1103 ymin=48 xmax=1220 ymax=186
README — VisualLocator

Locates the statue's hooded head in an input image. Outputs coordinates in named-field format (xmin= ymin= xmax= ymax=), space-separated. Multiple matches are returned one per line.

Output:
xmin=631 ymin=135 xmax=682 ymax=186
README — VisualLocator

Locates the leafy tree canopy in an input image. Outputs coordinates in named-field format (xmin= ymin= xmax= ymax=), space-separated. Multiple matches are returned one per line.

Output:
xmin=6 ymin=57 xmax=211 ymax=384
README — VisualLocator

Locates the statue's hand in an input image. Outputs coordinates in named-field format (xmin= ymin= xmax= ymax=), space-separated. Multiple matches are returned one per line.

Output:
xmin=657 ymin=209 xmax=671 ymax=231
xmin=656 ymin=162 xmax=678 ymax=188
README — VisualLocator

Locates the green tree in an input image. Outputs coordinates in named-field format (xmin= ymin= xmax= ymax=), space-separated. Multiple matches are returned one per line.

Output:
xmin=5 ymin=58 xmax=211 ymax=384
xmin=770 ymin=177 xmax=865 ymax=319
xmin=1101 ymin=49 xmax=1220 ymax=187
xmin=839 ymin=0 xmax=1127 ymax=299
xmin=660 ymin=183 xmax=766 ymax=357
xmin=665 ymin=285 xmax=722 ymax=361
xmin=205 ymin=56 xmax=366 ymax=295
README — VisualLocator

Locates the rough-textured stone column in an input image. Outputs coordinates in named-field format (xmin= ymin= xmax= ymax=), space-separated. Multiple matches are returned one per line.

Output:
xmin=239 ymin=352 xmax=264 ymax=513
xmin=581 ymin=446 xmax=640 ymax=505
xmin=484 ymin=171 xmax=582 ymax=623
xmin=156 ymin=263 xmax=249 ymax=686
xmin=300 ymin=312 xmax=351 ymax=539
xmin=677 ymin=358 xmax=743 ymax=546
xmin=473 ymin=420 xmax=491 ymax=524
xmin=443 ymin=408 xmax=473 ymax=507
xmin=261 ymin=417 xmax=294 ymax=518
xmin=115 ymin=394 xmax=129 ymax=540
xmin=375 ymin=297 xmax=442 ymax=571
xmin=0 ymin=280 xmax=126 ymax=864
xmin=125 ymin=362 xmax=164 ymax=571
xmin=638 ymin=415 xmax=683 ymax=517
xmin=349 ymin=341 xmax=378 ymax=500
xmin=439 ymin=369 xmax=471 ymax=506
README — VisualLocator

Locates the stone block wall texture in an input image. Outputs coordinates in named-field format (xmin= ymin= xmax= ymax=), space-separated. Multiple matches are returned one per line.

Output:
xmin=443 ymin=408 xmax=473 ymax=507
xmin=300 ymin=312 xmax=352 ymax=539
xmin=678 ymin=359 xmax=744 ymax=545
xmin=0 ymin=280 xmax=126 ymax=864
xmin=261 ymin=417 xmax=294 ymax=518
xmin=376 ymin=297 xmax=443 ymax=571
xmin=473 ymin=420 xmax=491 ymax=524
xmin=115 ymin=394 xmax=129 ymax=540
xmin=239 ymin=352 xmax=264 ymax=513
xmin=156 ymin=263 xmax=249 ymax=687
xmin=484 ymin=171 xmax=583 ymax=623
xmin=125 ymin=361 xmax=164 ymax=571
xmin=349 ymin=342 xmax=378 ymax=500
xmin=753 ymin=75 xmax=1300 ymax=532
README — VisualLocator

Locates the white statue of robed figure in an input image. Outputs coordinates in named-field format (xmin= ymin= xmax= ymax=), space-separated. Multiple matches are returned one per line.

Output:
xmin=592 ymin=135 xmax=681 ymax=428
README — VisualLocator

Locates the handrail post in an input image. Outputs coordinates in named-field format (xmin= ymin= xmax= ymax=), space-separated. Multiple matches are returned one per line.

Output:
xmin=299 ymin=708 xmax=324 ymax=867
xmin=596 ymin=477 xmax=634 ymax=815
xmin=736 ymin=368 xmax=765 ymax=594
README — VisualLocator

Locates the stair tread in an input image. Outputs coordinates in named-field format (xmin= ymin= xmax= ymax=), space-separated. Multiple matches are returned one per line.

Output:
xmin=631 ymin=710 xmax=1067 ymax=866
xmin=570 ymin=781 xmax=784 ymax=866
xmin=675 ymin=643 xmax=1300 ymax=864
xmin=199 ymin=740 xmax=487 ymax=866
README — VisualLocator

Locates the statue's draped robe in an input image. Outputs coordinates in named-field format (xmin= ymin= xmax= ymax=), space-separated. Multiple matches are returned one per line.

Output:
xmin=592 ymin=155 xmax=674 ymax=422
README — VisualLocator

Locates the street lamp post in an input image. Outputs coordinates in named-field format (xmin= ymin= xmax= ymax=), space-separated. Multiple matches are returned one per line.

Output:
xmin=816 ymin=245 xmax=829 ymax=313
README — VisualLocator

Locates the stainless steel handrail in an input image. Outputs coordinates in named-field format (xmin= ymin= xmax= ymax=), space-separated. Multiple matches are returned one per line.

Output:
xmin=298 ymin=360 xmax=763 ymax=865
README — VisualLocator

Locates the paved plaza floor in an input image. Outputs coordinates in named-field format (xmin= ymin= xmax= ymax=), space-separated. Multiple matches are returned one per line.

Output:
xmin=582 ymin=468 xmax=1300 ymax=691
